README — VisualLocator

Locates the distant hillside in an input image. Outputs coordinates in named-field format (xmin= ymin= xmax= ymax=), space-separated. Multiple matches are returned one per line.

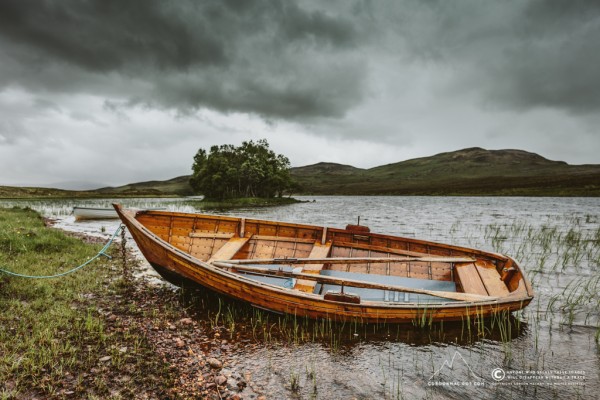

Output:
xmin=0 ymin=176 xmax=192 ymax=199
xmin=291 ymin=162 xmax=365 ymax=176
xmin=289 ymin=148 xmax=600 ymax=196
xmin=97 ymin=175 xmax=193 ymax=196
xmin=1 ymin=148 xmax=598 ymax=198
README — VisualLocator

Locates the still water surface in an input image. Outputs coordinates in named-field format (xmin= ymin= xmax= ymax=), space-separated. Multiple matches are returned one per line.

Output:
xmin=2 ymin=196 xmax=598 ymax=399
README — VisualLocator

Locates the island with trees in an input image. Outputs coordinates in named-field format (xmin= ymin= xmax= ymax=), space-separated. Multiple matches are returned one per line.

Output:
xmin=189 ymin=139 xmax=301 ymax=207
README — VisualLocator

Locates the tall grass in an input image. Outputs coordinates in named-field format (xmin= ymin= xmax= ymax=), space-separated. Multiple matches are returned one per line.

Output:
xmin=0 ymin=207 xmax=174 ymax=398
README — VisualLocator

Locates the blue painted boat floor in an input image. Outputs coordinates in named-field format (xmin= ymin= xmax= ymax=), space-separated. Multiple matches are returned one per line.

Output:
xmin=237 ymin=265 xmax=296 ymax=289
xmin=317 ymin=270 xmax=457 ymax=303
xmin=236 ymin=265 xmax=457 ymax=303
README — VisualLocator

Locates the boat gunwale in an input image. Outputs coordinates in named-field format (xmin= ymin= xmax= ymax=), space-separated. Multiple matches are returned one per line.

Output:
xmin=141 ymin=208 xmax=534 ymax=298
xmin=141 ymin=209 xmax=512 ymax=264
xmin=118 ymin=206 xmax=534 ymax=310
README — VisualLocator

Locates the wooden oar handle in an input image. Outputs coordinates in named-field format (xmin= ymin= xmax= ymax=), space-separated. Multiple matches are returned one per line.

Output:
xmin=221 ymin=256 xmax=476 ymax=265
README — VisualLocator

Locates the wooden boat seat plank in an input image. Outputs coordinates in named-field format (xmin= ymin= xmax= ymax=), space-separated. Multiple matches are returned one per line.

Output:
xmin=455 ymin=263 xmax=488 ymax=296
xmin=208 ymin=236 xmax=251 ymax=262
xmin=302 ymin=242 xmax=334 ymax=273
xmin=475 ymin=260 xmax=510 ymax=296
xmin=294 ymin=241 xmax=333 ymax=292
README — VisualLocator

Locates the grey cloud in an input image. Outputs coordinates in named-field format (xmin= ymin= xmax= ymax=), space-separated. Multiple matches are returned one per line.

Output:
xmin=496 ymin=0 xmax=600 ymax=113
xmin=0 ymin=0 xmax=364 ymax=119
xmin=377 ymin=0 xmax=600 ymax=114
xmin=4 ymin=0 xmax=597 ymax=120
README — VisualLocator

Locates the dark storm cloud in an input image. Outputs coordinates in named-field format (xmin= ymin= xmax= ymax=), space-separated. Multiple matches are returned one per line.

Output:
xmin=380 ymin=0 xmax=600 ymax=114
xmin=0 ymin=0 xmax=364 ymax=119
xmin=502 ymin=0 xmax=600 ymax=113
xmin=1 ymin=0 xmax=599 ymax=121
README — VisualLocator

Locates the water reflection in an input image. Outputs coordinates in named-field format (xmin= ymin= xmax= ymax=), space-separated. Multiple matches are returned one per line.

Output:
xmin=179 ymin=288 xmax=527 ymax=349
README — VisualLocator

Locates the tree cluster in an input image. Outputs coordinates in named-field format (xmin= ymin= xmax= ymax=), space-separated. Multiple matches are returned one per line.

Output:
xmin=190 ymin=139 xmax=293 ymax=200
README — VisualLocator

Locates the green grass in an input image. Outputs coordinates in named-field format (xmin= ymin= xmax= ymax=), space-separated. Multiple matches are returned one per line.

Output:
xmin=0 ymin=207 xmax=174 ymax=399
xmin=0 ymin=186 xmax=180 ymax=200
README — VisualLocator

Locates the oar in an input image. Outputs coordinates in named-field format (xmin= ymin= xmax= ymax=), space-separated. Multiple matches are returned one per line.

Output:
xmin=212 ymin=262 xmax=497 ymax=302
xmin=219 ymin=256 xmax=476 ymax=265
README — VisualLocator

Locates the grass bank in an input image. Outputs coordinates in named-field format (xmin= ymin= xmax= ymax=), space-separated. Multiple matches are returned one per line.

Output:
xmin=0 ymin=207 xmax=178 ymax=398
xmin=0 ymin=186 xmax=180 ymax=200
xmin=0 ymin=207 xmax=258 ymax=399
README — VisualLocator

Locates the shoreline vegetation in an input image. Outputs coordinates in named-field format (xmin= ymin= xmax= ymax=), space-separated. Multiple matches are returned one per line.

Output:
xmin=1 ymin=186 xmax=598 ymax=200
xmin=0 ymin=187 xmax=305 ymax=206
xmin=0 ymin=186 xmax=182 ymax=200
xmin=0 ymin=207 xmax=252 ymax=399
xmin=196 ymin=197 xmax=304 ymax=209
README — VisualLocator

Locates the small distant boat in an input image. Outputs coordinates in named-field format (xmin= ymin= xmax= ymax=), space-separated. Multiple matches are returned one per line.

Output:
xmin=73 ymin=206 xmax=119 ymax=220
xmin=74 ymin=206 xmax=165 ymax=221
xmin=114 ymin=204 xmax=534 ymax=323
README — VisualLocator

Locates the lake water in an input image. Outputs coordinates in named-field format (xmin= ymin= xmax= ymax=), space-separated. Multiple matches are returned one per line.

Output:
xmin=2 ymin=196 xmax=598 ymax=399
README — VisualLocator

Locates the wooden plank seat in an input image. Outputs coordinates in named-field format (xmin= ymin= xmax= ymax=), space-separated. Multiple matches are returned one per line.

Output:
xmin=455 ymin=263 xmax=488 ymax=296
xmin=208 ymin=236 xmax=251 ymax=262
xmin=455 ymin=261 xmax=510 ymax=296
xmin=293 ymin=241 xmax=333 ymax=292
xmin=317 ymin=270 xmax=457 ymax=303
xmin=474 ymin=260 xmax=510 ymax=296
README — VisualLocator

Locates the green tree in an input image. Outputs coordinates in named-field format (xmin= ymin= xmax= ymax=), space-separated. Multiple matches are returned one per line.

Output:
xmin=190 ymin=139 xmax=293 ymax=200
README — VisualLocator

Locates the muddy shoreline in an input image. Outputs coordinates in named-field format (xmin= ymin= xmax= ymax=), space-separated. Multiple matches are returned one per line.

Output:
xmin=51 ymin=219 xmax=264 ymax=400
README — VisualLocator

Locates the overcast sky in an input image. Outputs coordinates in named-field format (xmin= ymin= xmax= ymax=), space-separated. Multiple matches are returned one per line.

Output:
xmin=1 ymin=0 xmax=599 ymax=188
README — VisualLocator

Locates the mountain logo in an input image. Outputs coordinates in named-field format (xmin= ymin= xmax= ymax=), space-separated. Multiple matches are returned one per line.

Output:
xmin=429 ymin=351 xmax=484 ymax=381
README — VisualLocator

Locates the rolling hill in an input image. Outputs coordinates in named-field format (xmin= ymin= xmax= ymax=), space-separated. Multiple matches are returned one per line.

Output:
xmin=96 ymin=175 xmax=194 ymax=196
xmin=1 ymin=148 xmax=598 ymax=198
xmin=289 ymin=148 xmax=600 ymax=196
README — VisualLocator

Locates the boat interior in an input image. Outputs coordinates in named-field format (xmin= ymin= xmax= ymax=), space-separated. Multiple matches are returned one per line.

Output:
xmin=135 ymin=211 xmax=524 ymax=303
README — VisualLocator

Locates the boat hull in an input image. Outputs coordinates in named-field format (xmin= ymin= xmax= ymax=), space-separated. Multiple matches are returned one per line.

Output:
xmin=115 ymin=206 xmax=534 ymax=323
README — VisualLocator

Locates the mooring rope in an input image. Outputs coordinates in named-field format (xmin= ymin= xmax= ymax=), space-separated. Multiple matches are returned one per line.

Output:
xmin=0 ymin=224 xmax=124 ymax=279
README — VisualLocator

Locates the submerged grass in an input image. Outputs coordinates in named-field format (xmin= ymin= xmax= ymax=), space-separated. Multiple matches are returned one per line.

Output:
xmin=181 ymin=214 xmax=598 ymax=398
xmin=182 ymin=288 xmax=522 ymax=352
xmin=483 ymin=217 xmax=600 ymax=331
xmin=0 ymin=207 xmax=175 ymax=399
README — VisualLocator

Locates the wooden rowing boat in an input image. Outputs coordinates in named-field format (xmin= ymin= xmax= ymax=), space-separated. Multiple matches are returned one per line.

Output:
xmin=114 ymin=204 xmax=534 ymax=323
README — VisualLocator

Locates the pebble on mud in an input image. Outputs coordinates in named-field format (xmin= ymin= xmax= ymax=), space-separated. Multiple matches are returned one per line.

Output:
xmin=216 ymin=375 xmax=227 ymax=386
